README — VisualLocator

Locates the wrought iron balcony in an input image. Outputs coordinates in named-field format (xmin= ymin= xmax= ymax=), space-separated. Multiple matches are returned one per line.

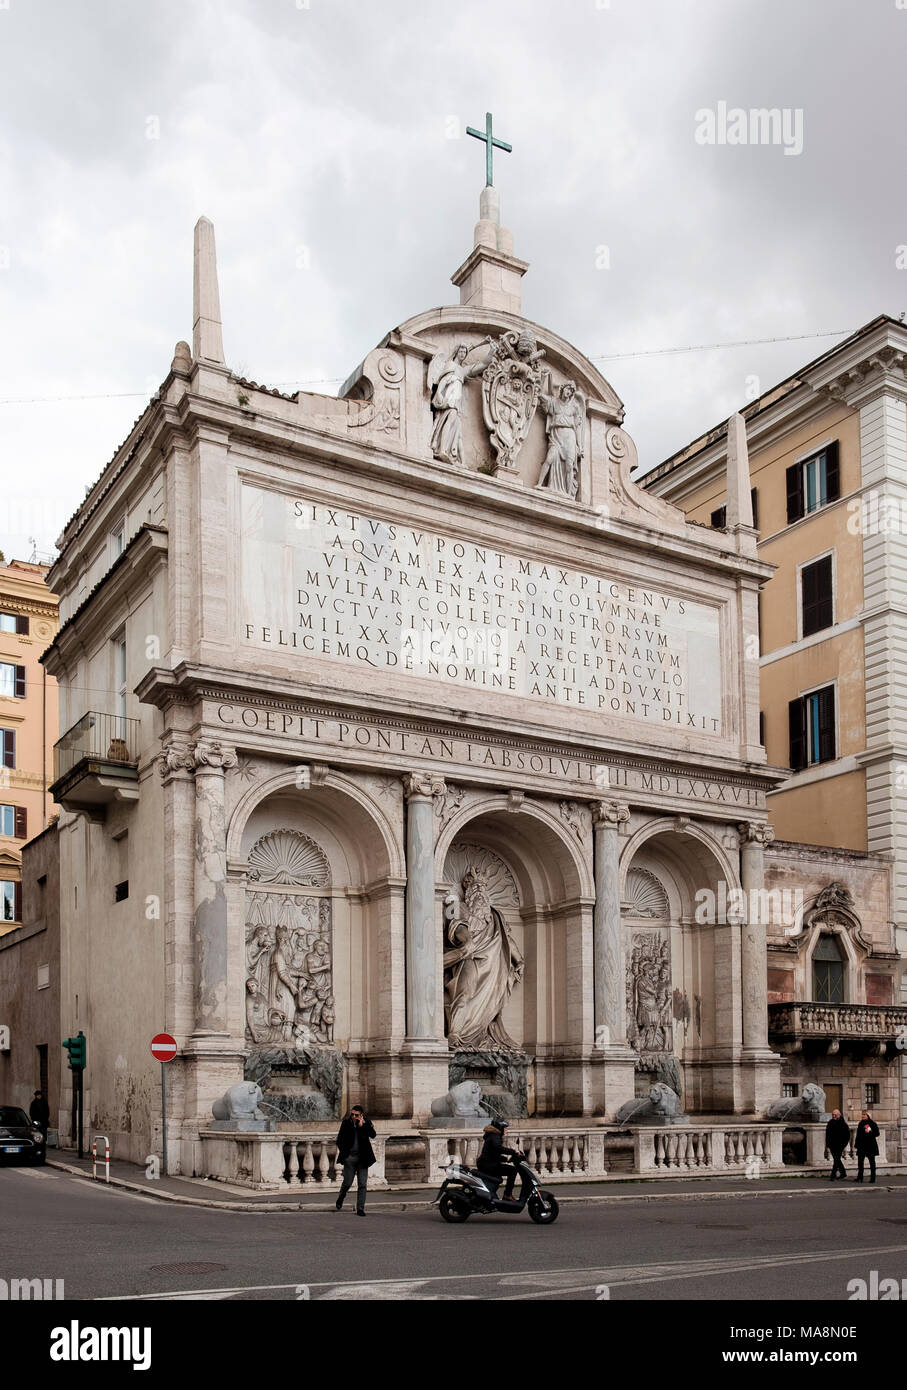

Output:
xmin=50 ymin=711 xmax=141 ymax=818
xmin=768 ymin=1001 xmax=907 ymax=1051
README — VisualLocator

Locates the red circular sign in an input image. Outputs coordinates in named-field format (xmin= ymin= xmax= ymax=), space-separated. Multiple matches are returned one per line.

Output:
xmin=150 ymin=1033 xmax=178 ymax=1063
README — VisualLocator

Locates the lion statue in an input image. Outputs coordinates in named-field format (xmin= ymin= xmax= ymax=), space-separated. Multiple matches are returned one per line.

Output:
xmin=615 ymin=1082 xmax=687 ymax=1126
xmin=212 ymin=1080 xmax=268 ymax=1123
xmin=430 ymin=1079 xmax=489 ymax=1119
xmin=764 ymin=1082 xmax=827 ymax=1122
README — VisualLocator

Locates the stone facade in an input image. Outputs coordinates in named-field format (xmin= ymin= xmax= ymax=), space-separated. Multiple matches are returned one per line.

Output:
xmin=40 ymin=200 xmax=803 ymax=1175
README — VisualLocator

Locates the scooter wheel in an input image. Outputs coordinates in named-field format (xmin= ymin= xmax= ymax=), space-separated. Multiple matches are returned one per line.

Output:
xmin=528 ymin=1191 xmax=559 ymax=1225
xmin=439 ymin=1192 xmax=471 ymax=1223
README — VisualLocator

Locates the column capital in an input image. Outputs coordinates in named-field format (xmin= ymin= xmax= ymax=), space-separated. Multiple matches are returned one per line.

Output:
xmin=190 ymin=739 xmax=238 ymax=772
xmin=403 ymin=771 xmax=445 ymax=800
xmin=738 ymin=820 xmax=775 ymax=847
xmin=158 ymin=740 xmax=194 ymax=783
xmin=593 ymin=799 xmax=630 ymax=829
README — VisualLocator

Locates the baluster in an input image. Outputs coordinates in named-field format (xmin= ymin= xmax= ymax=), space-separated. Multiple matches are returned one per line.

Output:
xmin=525 ymin=1135 xmax=537 ymax=1169
xmin=287 ymin=1141 xmax=300 ymax=1183
xmin=301 ymin=1139 xmax=315 ymax=1184
xmin=317 ymin=1140 xmax=330 ymax=1182
xmin=564 ymin=1135 xmax=576 ymax=1172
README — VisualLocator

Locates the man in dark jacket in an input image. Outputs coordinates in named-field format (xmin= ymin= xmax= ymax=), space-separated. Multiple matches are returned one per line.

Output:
xmin=477 ymin=1119 xmax=521 ymax=1198
xmin=29 ymin=1090 xmax=50 ymax=1140
xmin=335 ymin=1105 xmax=377 ymax=1215
xmin=824 ymin=1108 xmax=850 ymax=1181
xmin=853 ymin=1110 xmax=880 ymax=1184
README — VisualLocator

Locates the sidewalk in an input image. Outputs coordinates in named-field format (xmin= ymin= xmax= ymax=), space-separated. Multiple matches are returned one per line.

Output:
xmin=47 ymin=1151 xmax=907 ymax=1212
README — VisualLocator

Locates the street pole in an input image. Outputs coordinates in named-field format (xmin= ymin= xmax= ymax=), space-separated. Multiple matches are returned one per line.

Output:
xmin=161 ymin=1061 xmax=167 ymax=1177
xmin=76 ymin=1069 xmax=83 ymax=1159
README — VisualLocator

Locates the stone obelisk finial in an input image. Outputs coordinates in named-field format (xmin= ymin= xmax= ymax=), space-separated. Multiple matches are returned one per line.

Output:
xmin=192 ymin=216 xmax=225 ymax=364
xmin=726 ymin=411 xmax=757 ymax=555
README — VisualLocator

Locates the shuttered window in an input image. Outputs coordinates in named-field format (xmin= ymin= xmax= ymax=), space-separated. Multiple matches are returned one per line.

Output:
xmin=801 ymin=555 xmax=834 ymax=637
xmin=786 ymin=442 xmax=840 ymax=523
xmin=789 ymin=685 xmax=836 ymax=770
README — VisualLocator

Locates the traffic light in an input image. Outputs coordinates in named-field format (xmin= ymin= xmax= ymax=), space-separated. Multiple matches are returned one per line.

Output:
xmin=62 ymin=1031 xmax=86 ymax=1070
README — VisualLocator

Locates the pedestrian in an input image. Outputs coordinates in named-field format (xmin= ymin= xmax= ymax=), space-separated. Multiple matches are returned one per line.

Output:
xmin=29 ymin=1089 xmax=50 ymax=1140
xmin=476 ymin=1118 xmax=521 ymax=1199
xmin=334 ymin=1105 xmax=377 ymax=1216
xmin=824 ymin=1108 xmax=850 ymax=1181
xmin=853 ymin=1109 xmax=880 ymax=1184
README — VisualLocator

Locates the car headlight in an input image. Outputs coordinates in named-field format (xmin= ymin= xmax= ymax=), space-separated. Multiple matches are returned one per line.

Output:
xmin=32 ymin=1130 xmax=44 ymax=1144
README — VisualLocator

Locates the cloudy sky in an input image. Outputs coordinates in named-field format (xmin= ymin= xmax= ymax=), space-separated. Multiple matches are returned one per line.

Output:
xmin=1 ymin=0 xmax=903 ymax=560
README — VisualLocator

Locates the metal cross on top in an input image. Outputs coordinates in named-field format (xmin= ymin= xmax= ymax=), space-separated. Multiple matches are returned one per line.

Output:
xmin=466 ymin=112 xmax=512 ymax=187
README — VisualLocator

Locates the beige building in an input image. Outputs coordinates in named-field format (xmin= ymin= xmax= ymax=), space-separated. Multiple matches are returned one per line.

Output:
xmin=0 ymin=558 xmax=59 ymax=937
xmin=644 ymin=317 xmax=907 ymax=1150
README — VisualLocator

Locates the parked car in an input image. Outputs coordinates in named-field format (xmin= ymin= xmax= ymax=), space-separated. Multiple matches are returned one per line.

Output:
xmin=0 ymin=1107 xmax=46 ymax=1164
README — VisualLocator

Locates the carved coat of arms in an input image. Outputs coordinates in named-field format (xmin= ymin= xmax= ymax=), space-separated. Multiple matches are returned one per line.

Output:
xmin=481 ymin=330 xmax=546 ymax=471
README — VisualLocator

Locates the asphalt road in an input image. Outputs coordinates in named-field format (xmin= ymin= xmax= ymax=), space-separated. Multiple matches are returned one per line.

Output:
xmin=2 ymin=1163 xmax=906 ymax=1302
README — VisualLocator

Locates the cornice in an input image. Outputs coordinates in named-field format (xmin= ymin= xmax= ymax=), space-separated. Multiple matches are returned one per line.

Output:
xmin=135 ymin=660 xmax=787 ymax=792
xmin=42 ymin=526 xmax=168 ymax=675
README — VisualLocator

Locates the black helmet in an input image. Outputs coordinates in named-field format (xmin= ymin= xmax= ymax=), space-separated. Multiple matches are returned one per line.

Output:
xmin=491 ymin=1118 xmax=509 ymax=1132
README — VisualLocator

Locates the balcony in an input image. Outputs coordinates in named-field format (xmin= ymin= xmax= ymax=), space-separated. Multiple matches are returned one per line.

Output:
xmin=768 ymin=1001 xmax=907 ymax=1055
xmin=50 ymin=712 xmax=141 ymax=819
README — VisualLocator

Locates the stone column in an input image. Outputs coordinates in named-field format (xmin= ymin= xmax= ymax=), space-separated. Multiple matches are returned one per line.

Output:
xmin=402 ymin=772 xmax=443 ymax=1040
xmin=738 ymin=821 xmax=774 ymax=1052
xmin=592 ymin=800 xmax=630 ymax=1047
xmin=190 ymin=739 xmax=237 ymax=1037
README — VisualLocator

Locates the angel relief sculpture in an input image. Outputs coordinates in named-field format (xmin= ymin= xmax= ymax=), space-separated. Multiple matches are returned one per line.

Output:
xmin=443 ymin=865 xmax=524 ymax=1052
xmin=537 ymin=374 xmax=585 ymax=499
xmin=427 ymin=340 xmax=494 ymax=466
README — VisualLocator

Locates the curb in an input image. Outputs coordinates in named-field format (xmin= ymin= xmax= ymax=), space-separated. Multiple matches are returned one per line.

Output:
xmin=46 ymin=1160 xmax=906 ymax=1213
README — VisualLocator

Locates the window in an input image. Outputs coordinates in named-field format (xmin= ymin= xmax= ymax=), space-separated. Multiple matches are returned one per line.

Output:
xmin=111 ymin=521 xmax=125 ymax=559
xmin=1 ymin=879 xmax=22 ymax=923
xmin=0 ymin=663 xmax=26 ymax=698
xmin=786 ymin=442 xmax=840 ymax=523
xmin=0 ymin=805 xmax=26 ymax=838
xmin=864 ymin=1083 xmax=880 ymax=1107
xmin=0 ymin=613 xmax=28 ymax=635
xmin=114 ymin=880 xmax=129 ymax=902
xmin=781 ymin=1083 xmax=798 ymax=1099
xmin=789 ymin=685 xmax=835 ymax=770
xmin=0 ymin=729 xmax=15 ymax=768
xmin=813 ymin=933 xmax=845 ymax=1003
xmin=800 ymin=554 xmax=834 ymax=638
xmin=114 ymin=633 xmax=127 ymax=727
xmin=759 ymin=711 xmax=765 ymax=746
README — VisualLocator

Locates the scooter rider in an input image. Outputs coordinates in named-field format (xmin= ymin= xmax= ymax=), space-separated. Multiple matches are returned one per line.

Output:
xmin=477 ymin=1118 xmax=522 ymax=1199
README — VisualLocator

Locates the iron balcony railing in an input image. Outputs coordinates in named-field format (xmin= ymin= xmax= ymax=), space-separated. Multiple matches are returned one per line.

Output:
xmin=53 ymin=711 xmax=141 ymax=783
xmin=768 ymin=1001 xmax=907 ymax=1040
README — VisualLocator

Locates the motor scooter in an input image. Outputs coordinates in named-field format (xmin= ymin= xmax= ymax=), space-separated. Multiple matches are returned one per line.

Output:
xmin=435 ymin=1149 xmax=559 ymax=1224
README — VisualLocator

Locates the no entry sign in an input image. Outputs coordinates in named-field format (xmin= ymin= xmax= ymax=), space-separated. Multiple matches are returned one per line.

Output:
xmin=150 ymin=1033 xmax=178 ymax=1063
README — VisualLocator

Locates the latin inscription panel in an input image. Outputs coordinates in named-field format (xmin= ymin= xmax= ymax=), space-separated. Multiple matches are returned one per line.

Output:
xmin=240 ymin=488 xmax=723 ymax=733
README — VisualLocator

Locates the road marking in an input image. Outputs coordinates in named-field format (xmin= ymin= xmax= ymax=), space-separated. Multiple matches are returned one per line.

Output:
xmin=103 ymin=1241 xmax=907 ymax=1301
xmin=9 ymin=1167 xmax=57 ymax=1180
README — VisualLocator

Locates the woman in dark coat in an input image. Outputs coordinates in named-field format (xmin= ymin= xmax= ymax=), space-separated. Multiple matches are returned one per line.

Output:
xmin=824 ymin=1109 xmax=850 ymax=1181
xmin=853 ymin=1110 xmax=880 ymax=1184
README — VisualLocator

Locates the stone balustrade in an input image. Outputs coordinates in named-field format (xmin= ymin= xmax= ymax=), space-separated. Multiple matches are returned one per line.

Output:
xmin=767 ymin=1001 xmax=907 ymax=1041
xmin=199 ymin=1130 xmax=388 ymax=1190
xmin=634 ymin=1125 xmax=784 ymax=1173
xmin=423 ymin=1126 xmax=608 ymax=1182
xmin=199 ymin=1121 xmax=890 ymax=1189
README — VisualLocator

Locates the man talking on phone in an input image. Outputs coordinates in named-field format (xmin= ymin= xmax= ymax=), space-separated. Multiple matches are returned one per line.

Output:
xmin=335 ymin=1104 xmax=378 ymax=1216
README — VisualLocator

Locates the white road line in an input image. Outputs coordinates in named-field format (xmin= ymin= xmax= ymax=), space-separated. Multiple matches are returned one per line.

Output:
xmin=9 ymin=1167 xmax=58 ymax=1180
xmin=103 ymin=1241 xmax=907 ymax=1301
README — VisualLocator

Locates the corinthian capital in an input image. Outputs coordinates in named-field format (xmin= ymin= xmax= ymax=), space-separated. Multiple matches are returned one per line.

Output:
xmin=593 ymin=799 xmax=630 ymax=829
xmin=190 ymin=739 xmax=238 ymax=772
xmin=738 ymin=820 xmax=775 ymax=847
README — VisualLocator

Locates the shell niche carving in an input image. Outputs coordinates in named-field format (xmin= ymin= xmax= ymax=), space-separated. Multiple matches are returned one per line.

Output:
xmin=624 ymin=867 xmax=670 ymax=919
xmin=247 ymin=830 xmax=331 ymax=887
